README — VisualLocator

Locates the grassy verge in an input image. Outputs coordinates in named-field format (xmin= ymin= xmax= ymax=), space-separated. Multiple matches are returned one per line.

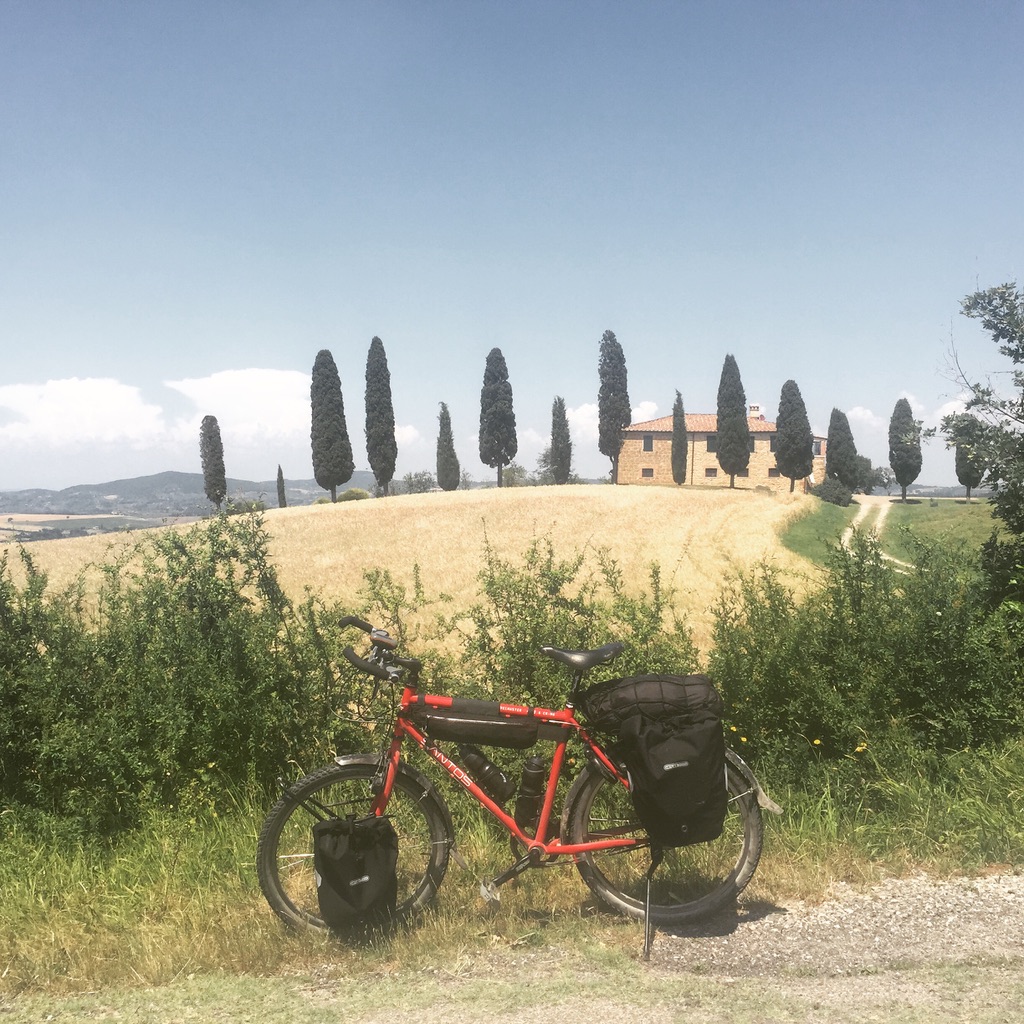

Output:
xmin=778 ymin=498 xmax=856 ymax=564
xmin=3 ymin=738 xmax=1021 ymax=997
xmin=779 ymin=495 xmax=998 ymax=568
xmin=881 ymin=498 xmax=999 ymax=562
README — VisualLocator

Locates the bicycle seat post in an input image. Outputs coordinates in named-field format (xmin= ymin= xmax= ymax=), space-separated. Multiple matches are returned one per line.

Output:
xmin=567 ymin=667 xmax=586 ymax=708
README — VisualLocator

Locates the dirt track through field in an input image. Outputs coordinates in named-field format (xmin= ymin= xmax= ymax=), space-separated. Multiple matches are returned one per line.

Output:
xmin=841 ymin=494 xmax=894 ymax=546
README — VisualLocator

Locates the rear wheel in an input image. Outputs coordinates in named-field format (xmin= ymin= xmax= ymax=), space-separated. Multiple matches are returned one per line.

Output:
xmin=256 ymin=759 xmax=453 ymax=931
xmin=564 ymin=754 xmax=763 ymax=925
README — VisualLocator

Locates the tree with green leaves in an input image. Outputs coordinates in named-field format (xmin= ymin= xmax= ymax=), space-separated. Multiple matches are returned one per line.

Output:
xmin=715 ymin=354 xmax=750 ymax=487
xmin=774 ymin=379 xmax=814 ymax=492
xmin=945 ymin=283 xmax=1024 ymax=534
xmin=854 ymin=454 xmax=876 ymax=494
xmin=671 ymin=390 xmax=688 ymax=485
xmin=310 ymin=348 xmax=354 ymax=502
xmin=888 ymin=397 xmax=923 ymax=502
xmin=946 ymin=413 xmax=986 ymax=502
xmin=479 ymin=347 xmax=517 ymax=486
xmin=402 ymin=470 xmax=436 ymax=494
xmin=364 ymin=336 xmax=397 ymax=495
xmin=825 ymin=408 xmax=860 ymax=490
xmin=598 ymin=330 xmax=631 ymax=483
xmin=874 ymin=465 xmax=896 ymax=494
xmin=549 ymin=396 xmax=572 ymax=485
xmin=276 ymin=465 xmax=286 ymax=508
xmin=199 ymin=414 xmax=227 ymax=509
xmin=436 ymin=401 xmax=460 ymax=491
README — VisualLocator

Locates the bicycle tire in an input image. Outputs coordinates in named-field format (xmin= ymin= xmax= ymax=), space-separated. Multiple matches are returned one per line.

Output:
xmin=563 ymin=752 xmax=763 ymax=925
xmin=256 ymin=759 xmax=453 ymax=931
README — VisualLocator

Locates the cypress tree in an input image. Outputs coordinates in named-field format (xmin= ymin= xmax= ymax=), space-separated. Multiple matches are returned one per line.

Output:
xmin=199 ymin=414 xmax=227 ymax=509
xmin=436 ymin=401 xmax=460 ymax=491
xmin=550 ymin=395 xmax=573 ymax=485
xmin=276 ymin=465 xmax=287 ymax=508
xmin=888 ymin=397 xmax=923 ymax=502
xmin=671 ymin=390 xmax=688 ymax=485
xmin=775 ymin=379 xmax=814 ymax=492
xmin=956 ymin=443 xmax=984 ymax=502
xmin=825 ymin=408 xmax=860 ymax=490
xmin=364 ymin=336 xmax=398 ymax=495
xmin=310 ymin=348 xmax=354 ymax=502
xmin=715 ymin=354 xmax=750 ymax=487
xmin=598 ymin=330 xmax=631 ymax=483
xmin=949 ymin=414 xmax=985 ymax=502
xmin=478 ymin=347 xmax=518 ymax=486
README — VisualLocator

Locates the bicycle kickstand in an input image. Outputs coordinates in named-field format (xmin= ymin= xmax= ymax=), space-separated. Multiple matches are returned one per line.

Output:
xmin=479 ymin=852 xmax=535 ymax=903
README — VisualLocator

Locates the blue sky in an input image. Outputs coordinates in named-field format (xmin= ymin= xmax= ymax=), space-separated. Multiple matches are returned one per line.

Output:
xmin=2 ymin=1 xmax=1021 ymax=491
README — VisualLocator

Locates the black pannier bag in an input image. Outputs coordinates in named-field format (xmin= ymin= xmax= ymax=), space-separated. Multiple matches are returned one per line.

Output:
xmin=405 ymin=695 xmax=543 ymax=749
xmin=578 ymin=674 xmax=728 ymax=847
xmin=312 ymin=815 xmax=399 ymax=934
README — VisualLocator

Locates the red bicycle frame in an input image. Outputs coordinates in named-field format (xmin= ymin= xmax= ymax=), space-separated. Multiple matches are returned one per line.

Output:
xmin=368 ymin=680 xmax=640 ymax=858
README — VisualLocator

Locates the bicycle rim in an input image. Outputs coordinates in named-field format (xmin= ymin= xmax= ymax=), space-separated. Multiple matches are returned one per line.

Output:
xmin=256 ymin=761 xmax=451 ymax=931
xmin=567 ymin=760 xmax=763 ymax=925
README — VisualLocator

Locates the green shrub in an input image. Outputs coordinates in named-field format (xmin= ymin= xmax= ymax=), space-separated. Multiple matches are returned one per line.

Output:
xmin=434 ymin=537 xmax=699 ymax=710
xmin=0 ymin=515 xmax=366 ymax=835
xmin=811 ymin=478 xmax=853 ymax=506
xmin=339 ymin=488 xmax=371 ymax=501
xmin=709 ymin=532 xmax=1024 ymax=784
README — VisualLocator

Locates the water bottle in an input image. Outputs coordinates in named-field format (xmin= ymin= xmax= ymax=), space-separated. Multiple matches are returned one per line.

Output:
xmin=514 ymin=755 xmax=548 ymax=830
xmin=459 ymin=745 xmax=516 ymax=804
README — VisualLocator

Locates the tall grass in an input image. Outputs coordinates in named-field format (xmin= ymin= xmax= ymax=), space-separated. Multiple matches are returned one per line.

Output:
xmin=3 ymin=738 xmax=1021 ymax=995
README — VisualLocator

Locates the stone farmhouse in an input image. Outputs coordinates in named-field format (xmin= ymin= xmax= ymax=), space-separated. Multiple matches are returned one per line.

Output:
xmin=618 ymin=405 xmax=827 ymax=491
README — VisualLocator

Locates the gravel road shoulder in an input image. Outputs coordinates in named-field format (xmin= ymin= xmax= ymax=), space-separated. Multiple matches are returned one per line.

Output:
xmin=4 ymin=874 xmax=1022 ymax=1024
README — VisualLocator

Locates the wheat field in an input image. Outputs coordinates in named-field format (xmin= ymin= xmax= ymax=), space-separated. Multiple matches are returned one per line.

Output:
xmin=5 ymin=485 xmax=814 ymax=651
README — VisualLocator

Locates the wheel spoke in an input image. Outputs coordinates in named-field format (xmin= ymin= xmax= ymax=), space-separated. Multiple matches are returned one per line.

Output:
xmin=567 ymin=761 xmax=763 ymax=924
xmin=256 ymin=762 xmax=452 ymax=931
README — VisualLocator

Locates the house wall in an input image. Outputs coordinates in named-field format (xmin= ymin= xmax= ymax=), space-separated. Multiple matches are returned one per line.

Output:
xmin=618 ymin=429 xmax=826 ymax=491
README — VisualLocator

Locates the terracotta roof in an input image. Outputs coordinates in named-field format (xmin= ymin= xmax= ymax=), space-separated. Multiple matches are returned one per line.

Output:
xmin=626 ymin=414 xmax=777 ymax=434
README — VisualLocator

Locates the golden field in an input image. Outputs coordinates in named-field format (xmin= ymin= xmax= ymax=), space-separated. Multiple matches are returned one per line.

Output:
xmin=3 ymin=485 xmax=813 ymax=651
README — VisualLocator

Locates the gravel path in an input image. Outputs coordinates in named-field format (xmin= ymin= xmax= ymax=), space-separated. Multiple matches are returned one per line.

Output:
xmin=653 ymin=873 xmax=1024 ymax=976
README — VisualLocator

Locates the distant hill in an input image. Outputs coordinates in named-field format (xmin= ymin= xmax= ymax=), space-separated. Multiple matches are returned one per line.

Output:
xmin=0 ymin=470 xmax=378 ymax=518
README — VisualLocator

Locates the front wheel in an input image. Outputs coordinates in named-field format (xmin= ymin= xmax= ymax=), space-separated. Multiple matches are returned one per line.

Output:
xmin=564 ymin=752 xmax=764 ymax=925
xmin=256 ymin=758 xmax=453 ymax=931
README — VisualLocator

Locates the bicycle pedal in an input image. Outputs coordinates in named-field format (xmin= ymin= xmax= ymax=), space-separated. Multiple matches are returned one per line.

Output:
xmin=479 ymin=880 xmax=501 ymax=903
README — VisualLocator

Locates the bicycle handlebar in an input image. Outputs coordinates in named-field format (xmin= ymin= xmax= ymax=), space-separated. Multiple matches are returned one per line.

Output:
xmin=339 ymin=615 xmax=374 ymax=633
xmin=342 ymin=645 xmax=393 ymax=681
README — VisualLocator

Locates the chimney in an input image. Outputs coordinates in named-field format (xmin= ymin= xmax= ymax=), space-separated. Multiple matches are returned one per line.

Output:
xmin=749 ymin=403 xmax=765 ymax=420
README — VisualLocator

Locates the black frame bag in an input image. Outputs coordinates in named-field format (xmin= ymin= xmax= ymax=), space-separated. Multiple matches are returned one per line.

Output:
xmin=579 ymin=674 xmax=728 ymax=847
xmin=312 ymin=814 xmax=399 ymax=934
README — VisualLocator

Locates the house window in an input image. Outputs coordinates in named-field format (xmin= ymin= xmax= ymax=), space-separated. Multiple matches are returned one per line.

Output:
xmin=737 ymin=468 xmax=749 ymax=478
xmin=705 ymin=467 xmax=718 ymax=478
xmin=641 ymin=468 xmax=654 ymax=478
xmin=748 ymin=437 xmax=756 ymax=452
xmin=768 ymin=467 xmax=781 ymax=478
xmin=813 ymin=440 xmax=822 ymax=456
xmin=642 ymin=434 xmax=654 ymax=452
xmin=769 ymin=436 xmax=778 ymax=453
xmin=706 ymin=434 xmax=717 ymax=453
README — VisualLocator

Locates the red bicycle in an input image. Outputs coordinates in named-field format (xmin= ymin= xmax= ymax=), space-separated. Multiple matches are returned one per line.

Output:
xmin=256 ymin=617 xmax=774 ymax=931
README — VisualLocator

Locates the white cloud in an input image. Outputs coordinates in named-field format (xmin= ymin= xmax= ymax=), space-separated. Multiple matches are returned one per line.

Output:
xmin=898 ymin=391 xmax=927 ymax=417
xmin=933 ymin=397 xmax=967 ymax=422
xmin=632 ymin=400 xmax=659 ymax=423
xmin=165 ymin=369 xmax=310 ymax=445
xmin=0 ymin=378 xmax=166 ymax=448
xmin=0 ymin=370 xmax=321 ymax=490
xmin=566 ymin=402 xmax=598 ymax=441
xmin=845 ymin=405 xmax=886 ymax=434
xmin=395 ymin=424 xmax=422 ymax=448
